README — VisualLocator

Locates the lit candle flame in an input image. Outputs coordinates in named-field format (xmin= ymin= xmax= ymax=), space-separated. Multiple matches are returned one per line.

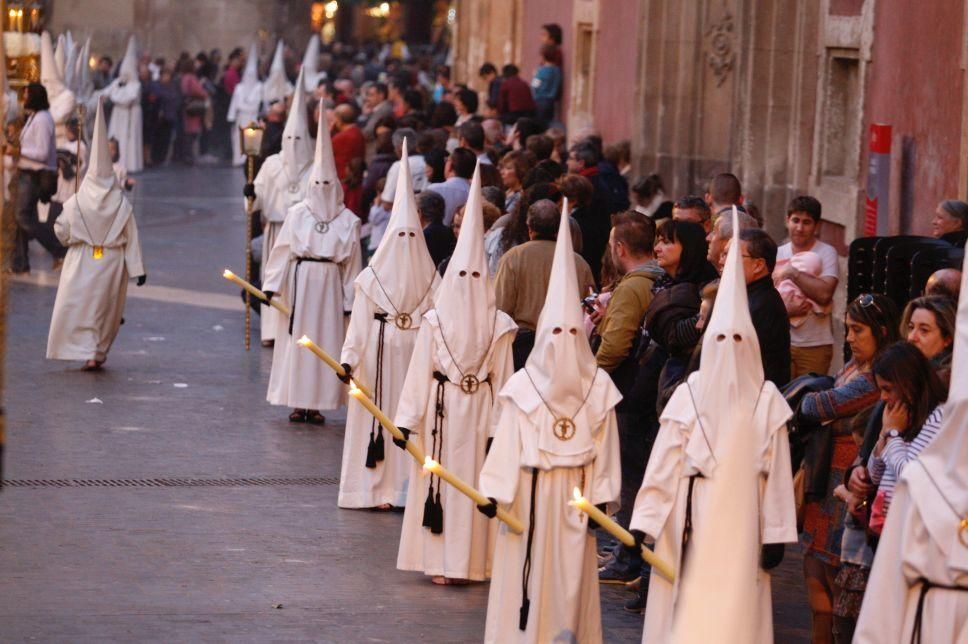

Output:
xmin=423 ymin=457 xmax=439 ymax=472
xmin=572 ymin=487 xmax=583 ymax=501
xmin=297 ymin=335 xmax=310 ymax=347
xmin=348 ymin=379 xmax=361 ymax=395
xmin=223 ymin=269 xmax=235 ymax=279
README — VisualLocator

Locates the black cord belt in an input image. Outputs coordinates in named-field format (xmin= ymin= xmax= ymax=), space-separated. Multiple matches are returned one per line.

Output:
xmin=288 ymin=257 xmax=333 ymax=335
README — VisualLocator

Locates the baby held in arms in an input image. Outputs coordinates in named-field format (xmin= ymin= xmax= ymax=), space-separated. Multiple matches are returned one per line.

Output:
xmin=775 ymin=251 xmax=831 ymax=327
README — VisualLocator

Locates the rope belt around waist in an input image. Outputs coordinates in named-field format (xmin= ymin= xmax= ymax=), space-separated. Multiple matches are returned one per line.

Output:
xmin=365 ymin=312 xmax=390 ymax=469
xmin=680 ymin=473 xmax=703 ymax=577
xmin=911 ymin=578 xmax=968 ymax=644
xmin=288 ymin=257 xmax=333 ymax=335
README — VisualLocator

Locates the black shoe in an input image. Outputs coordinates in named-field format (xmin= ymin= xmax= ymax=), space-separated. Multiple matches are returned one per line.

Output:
xmin=598 ymin=561 xmax=639 ymax=584
xmin=624 ymin=587 xmax=647 ymax=614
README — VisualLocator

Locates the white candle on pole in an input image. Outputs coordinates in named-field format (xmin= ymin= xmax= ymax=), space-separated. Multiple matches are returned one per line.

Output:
xmin=423 ymin=457 xmax=524 ymax=534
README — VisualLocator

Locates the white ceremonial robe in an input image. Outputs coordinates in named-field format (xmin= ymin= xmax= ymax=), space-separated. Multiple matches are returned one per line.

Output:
xmin=47 ymin=198 xmax=144 ymax=362
xmin=263 ymin=204 xmax=361 ymax=410
xmin=394 ymin=310 xmax=517 ymax=580
xmin=253 ymin=154 xmax=311 ymax=343
xmin=103 ymin=80 xmax=143 ymax=173
xmin=338 ymin=268 xmax=439 ymax=508
xmin=479 ymin=371 xmax=622 ymax=644
xmin=629 ymin=374 xmax=797 ymax=644
xmin=854 ymin=464 xmax=968 ymax=643
xmin=227 ymin=83 xmax=263 ymax=165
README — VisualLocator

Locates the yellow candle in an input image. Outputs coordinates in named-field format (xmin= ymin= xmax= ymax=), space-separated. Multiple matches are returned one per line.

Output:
xmin=570 ymin=488 xmax=675 ymax=581
xmin=222 ymin=269 xmax=290 ymax=316
xmin=424 ymin=457 xmax=524 ymax=534
xmin=348 ymin=382 xmax=423 ymax=462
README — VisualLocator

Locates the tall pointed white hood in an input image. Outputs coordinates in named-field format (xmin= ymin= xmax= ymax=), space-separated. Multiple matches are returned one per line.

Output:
xmin=304 ymin=103 xmax=344 ymax=217
xmin=263 ymin=39 xmax=293 ymax=104
xmin=368 ymin=138 xmax=437 ymax=313
xmin=73 ymin=38 xmax=92 ymax=102
xmin=40 ymin=31 xmax=66 ymax=97
xmin=433 ymin=163 xmax=496 ymax=368
xmin=525 ymin=198 xmax=598 ymax=408
xmin=77 ymin=97 xmax=125 ymax=217
xmin=301 ymin=33 xmax=321 ymax=92
xmin=54 ymin=34 xmax=67 ymax=81
xmin=241 ymin=42 xmax=260 ymax=87
xmin=280 ymin=67 xmax=313 ymax=180
xmin=671 ymin=206 xmax=763 ymax=643
xmin=118 ymin=35 xmax=138 ymax=84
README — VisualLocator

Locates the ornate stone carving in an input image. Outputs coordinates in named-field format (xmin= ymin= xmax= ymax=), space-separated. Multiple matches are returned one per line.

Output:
xmin=705 ymin=10 xmax=735 ymax=87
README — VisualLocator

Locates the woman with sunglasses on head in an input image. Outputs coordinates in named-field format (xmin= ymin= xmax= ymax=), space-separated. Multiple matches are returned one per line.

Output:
xmin=797 ymin=293 xmax=899 ymax=644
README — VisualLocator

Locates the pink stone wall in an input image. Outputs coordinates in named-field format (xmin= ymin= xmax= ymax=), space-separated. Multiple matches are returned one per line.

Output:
xmin=591 ymin=1 xmax=641 ymax=145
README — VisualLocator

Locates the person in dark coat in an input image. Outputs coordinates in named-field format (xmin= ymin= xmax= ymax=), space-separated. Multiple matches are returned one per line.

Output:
xmin=739 ymin=228 xmax=791 ymax=388
xmin=417 ymin=190 xmax=455 ymax=266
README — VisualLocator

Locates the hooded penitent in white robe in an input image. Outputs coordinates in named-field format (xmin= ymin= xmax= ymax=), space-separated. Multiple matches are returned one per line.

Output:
xmin=394 ymin=163 xmax=517 ymax=581
xmin=301 ymin=34 xmax=322 ymax=92
xmin=854 ymin=266 xmax=968 ymax=644
xmin=47 ymin=98 xmax=144 ymax=363
xmin=263 ymin=111 xmax=362 ymax=411
xmin=263 ymin=40 xmax=293 ymax=106
xmin=40 ymin=31 xmax=76 ymax=147
xmin=103 ymin=36 xmax=143 ymax=174
xmin=73 ymin=38 xmax=92 ymax=104
xmin=479 ymin=199 xmax=622 ymax=644
xmin=630 ymin=208 xmax=797 ymax=644
xmin=338 ymin=139 xmax=439 ymax=509
xmin=227 ymin=43 xmax=263 ymax=166
xmin=253 ymin=69 xmax=313 ymax=343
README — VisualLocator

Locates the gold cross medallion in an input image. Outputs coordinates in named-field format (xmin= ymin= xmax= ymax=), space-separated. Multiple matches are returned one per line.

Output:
xmin=553 ymin=418 xmax=576 ymax=441
xmin=394 ymin=312 xmax=412 ymax=330
xmin=92 ymin=245 xmax=104 ymax=260
xmin=459 ymin=374 xmax=480 ymax=394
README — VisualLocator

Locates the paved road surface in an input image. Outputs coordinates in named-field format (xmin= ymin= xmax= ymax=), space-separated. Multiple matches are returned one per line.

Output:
xmin=0 ymin=165 xmax=811 ymax=642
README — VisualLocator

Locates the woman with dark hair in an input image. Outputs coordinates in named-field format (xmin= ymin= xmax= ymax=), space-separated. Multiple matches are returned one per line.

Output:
xmin=900 ymin=295 xmax=956 ymax=384
xmin=643 ymin=219 xmax=717 ymax=406
xmin=498 ymin=148 xmax=535 ymax=216
xmin=797 ymin=293 xmax=899 ymax=644
xmin=7 ymin=82 xmax=64 ymax=273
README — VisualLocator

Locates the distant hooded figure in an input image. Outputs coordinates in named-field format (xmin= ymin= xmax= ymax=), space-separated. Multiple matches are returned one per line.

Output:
xmin=263 ymin=39 xmax=293 ymax=106
xmin=103 ymin=36 xmax=143 ymax=173
xmin=480 ymin=198 xmax=621 ymax=644
xmin=227 ymin=43 xmax=264 ymax=166
xmin=301 ymin=34 xmax=322 ymax=92
xmin=262 ymin=105 xmax=362 ymax=424
xmin=338 ymin=139 xmax=440 ymax=510
xmin=631 ymin=207 xmax=797 ymax=643
xmin=40 ymin=31 xmax=76 ymax=147
xmin=47 ymin=98 xmax=145 ymax=371
xmin=394 ymin=163 xmax=517 ymax=584
xmin=250 ymin=69 xmax=313 ymax=345
xmin=854 ymin=264 xmax=968 ymax=643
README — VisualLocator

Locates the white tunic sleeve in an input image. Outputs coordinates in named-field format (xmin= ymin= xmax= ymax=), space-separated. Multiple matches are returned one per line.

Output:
xmin=479 ymin=401 xmax=523 ymax=505
xmin=53 ymin=205 xmax=71 ymax=245
xmin=589 ymin=411 xmax=622 ymax=512
xmin=393 ymin=322 xmax=434 ymax=431
xmin=122 ymin=215 xmax=145 ymax=278
xmin=486 ymin=331 xmax=516 ymax=438
xmin=340 ymin=285 xmax=373 ymax=369
xmin=262 ymin=218 xmax=292 ymax=295
xmin=630 ymin=417 xmax=689 ymax=540
xmin=339 ymin=222 xmax=363 ymax=313
xmin=105 ymin=80 xmax=141 ymax=107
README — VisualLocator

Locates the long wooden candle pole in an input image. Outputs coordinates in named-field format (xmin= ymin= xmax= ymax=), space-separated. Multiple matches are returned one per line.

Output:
xmin=348 ymin=382 xmax=424 ymax=463
xmin=569 ymin=488 xmax=675 ymax=582
xmin=222 ymin=269 xmax=290 ymax=316
xmin=296 ymin=337 xmax=373 ymax=399
xmin=424 ymin=457 xmax=524 ymax=534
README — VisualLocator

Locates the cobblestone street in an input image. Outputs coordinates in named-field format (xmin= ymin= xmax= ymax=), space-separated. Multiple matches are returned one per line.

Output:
xmin=0 ymin=166 xmax=810 ymax=642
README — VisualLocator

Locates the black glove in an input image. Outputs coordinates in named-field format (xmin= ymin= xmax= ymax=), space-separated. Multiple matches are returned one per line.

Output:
xmin=243 ymin=183 xmax=256 ymax=199
xmin=623 ymin=529 xmax=646 ymax=558
xmin=587 ymin=503 xmax=609 ymax=532
xmin=136 ymin=275 xmax=147 ymax=286
xmin=392 ymin=427 xmax=411 ymax=450
xmin=263 ymin=290 xmax=276 ymax=301
xmin=760 ymin=543 xmax=785 ymax=570
xmin=476 ymin=497 xmax=498 ymax=518
xmin=337 ymin=362 xmax=352 ymax=385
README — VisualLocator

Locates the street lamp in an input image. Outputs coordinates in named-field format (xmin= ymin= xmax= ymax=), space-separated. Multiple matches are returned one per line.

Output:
xmin=240 ymin=121 xmax=264 ymax=350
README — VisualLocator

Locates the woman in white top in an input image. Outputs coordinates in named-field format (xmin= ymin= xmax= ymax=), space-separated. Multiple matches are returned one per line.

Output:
xmin=8 ymin=82 xmax=63 ymax=273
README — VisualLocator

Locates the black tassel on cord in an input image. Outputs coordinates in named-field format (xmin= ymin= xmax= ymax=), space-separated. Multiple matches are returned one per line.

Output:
xmin=518 ymin=599 xmax=530 ymax=631
xmin=422 ymin=488 xmax=434 ymax=528
xmin=365 ymin=433 xmax=377 ymax=469
xmin=373 ymin=431 xmax=385 ymax=463
xmin=429 ymin=492 xmax=444 ymax=534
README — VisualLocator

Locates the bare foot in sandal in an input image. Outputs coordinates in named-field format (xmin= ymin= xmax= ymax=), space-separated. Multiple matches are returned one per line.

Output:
xmin=81 ymin=360 xmax=102 ymax=372
xmin=305 ymin=410 xmax=326 ymax=425
xmin=289 ymin=409 xmax=307 ymax=423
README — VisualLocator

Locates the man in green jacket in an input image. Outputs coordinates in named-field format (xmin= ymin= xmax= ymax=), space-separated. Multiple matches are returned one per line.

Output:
xmin=593 ymin=211 xmax=665 ymax=607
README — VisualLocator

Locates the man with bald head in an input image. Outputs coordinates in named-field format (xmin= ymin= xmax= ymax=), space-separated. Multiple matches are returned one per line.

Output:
xmin=331 ymin=102 xmax=365 ymax=214
xmin=925 ymin=267 xmax=962 ymax=302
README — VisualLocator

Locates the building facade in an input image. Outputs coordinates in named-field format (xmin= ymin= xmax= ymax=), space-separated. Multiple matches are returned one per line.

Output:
xmin=452 ymin=0 xmax=968 ymax=244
